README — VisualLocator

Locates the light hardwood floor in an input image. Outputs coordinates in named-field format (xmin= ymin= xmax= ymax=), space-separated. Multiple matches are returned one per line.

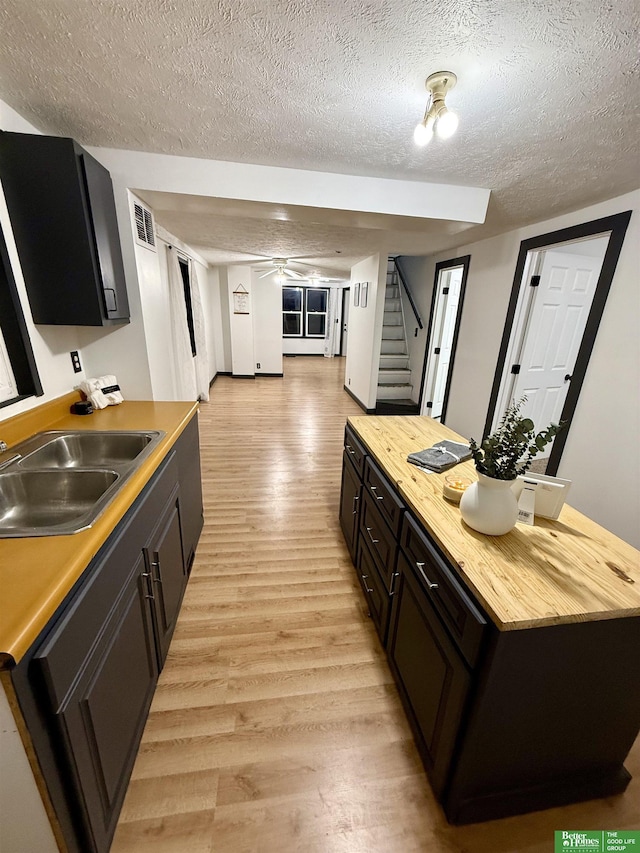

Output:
xmin=112 ymin=357 xmax=639 ymax=853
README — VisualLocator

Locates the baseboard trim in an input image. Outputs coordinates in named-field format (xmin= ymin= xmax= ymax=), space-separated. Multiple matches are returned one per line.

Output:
xmin=232 ymin=374 xmax=256 ymax=380
xmin=446 ymin=766 xmax=632 ymax=825
xmin=257 ymin=372 xmax=284 ymax=378
xmin=343 ymin=385 xmax=375 ymax=413
xmin=283 ymin=353 xmax=325 ymax=358
xmin=209 ymin=372 xmax=231 ymax=387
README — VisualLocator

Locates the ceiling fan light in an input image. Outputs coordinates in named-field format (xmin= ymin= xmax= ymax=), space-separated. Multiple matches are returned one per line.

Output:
xmin=413 ymin=115 xmax=434 ymax=146
xmin=436 ymin=108 xmax=458 ymax=139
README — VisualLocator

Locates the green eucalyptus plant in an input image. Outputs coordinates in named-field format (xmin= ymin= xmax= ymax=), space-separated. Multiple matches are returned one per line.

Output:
xmin=469 ymin=397 xmax=564 ymax=481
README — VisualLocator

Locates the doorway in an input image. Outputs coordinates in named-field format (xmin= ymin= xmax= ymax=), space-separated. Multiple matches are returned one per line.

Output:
xmin=485 ymin=211 xmax=631 ymax=475
xmin=419 ymin=256 xmax=470 ymax=422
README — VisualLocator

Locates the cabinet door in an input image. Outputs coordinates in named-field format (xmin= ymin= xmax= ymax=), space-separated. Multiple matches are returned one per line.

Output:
xmin=174 ymin=414 xmax=204 ymax=571
xmin=35 ymin=555 xmax=157 ymax=853
xmin=80 ymin=150 xmax=129 ymax=320
xmin=0 ymin=132 xmax=129 ymax=326
xmin=146 ymin=488 xmax=186 ymax=666
xmin=339 ymin=450 xmax=361 ymax=562
xmin=359 ymin=489 xmax=398 ymax=591
xmin=387 ymin=551 xmax=471 ymax=795
xmin=356 ymin=537 xmax=391 ymax=644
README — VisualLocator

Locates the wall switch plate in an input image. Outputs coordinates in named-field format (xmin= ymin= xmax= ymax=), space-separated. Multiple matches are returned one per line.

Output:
xmin=70 ymin=351 xmax=82 ymax=373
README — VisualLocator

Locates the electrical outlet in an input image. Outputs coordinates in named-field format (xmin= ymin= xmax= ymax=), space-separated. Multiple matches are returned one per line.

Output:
xmin=70 ymin=351 xmax=82 ymax=373
xmin=256 ymin=362 xmax=261 ymax=369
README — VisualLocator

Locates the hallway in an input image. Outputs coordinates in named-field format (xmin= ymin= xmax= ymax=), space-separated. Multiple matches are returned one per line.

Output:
xmin=112 ymin=357 xmax=639 ymax=853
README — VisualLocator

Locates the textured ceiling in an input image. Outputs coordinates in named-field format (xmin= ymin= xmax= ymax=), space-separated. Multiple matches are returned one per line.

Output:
xmin=0 ymin=0 xmax=639 ymax=262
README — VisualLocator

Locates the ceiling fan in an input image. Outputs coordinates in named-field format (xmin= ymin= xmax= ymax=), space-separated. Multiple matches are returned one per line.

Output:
xmin=257 ymin=259 xmax=306 ymax=281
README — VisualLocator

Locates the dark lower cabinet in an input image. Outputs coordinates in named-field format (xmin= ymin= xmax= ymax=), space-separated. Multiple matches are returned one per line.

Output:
xmin=339 ymin=449 xmax=361 ymax=562
xmin=174 ymin=415 xmax=204 ymax=572
xmin=340 ymin=425 xmax=640 ymax=824
xmin=355 ymin=537 xmax=391 ymax=643
xmin=387 ymin=551 xmax=471 ymax=796
xmin=145 ymin=487 xmax=186 ymax=666
xmin=11 ymin=417 xmax=203 ymax=853
xmin=35 ymin=554 xmax=158 ymax=852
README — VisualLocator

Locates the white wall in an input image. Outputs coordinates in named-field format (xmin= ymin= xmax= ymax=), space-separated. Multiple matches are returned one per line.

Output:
xmin=442 ymin=191 xmax=639 ymax=546
xmin=0 ymin=685 xmax=58 ymax=853
xmin=212 ymin=266 xmax=232 ymax=373
xmin=345 ymin=254 xmax=387 ymax=410
xmin=251 ymin=269 xmax=283 ymax=375
xmin=88 ymin=146 xmax=490 ymax=224
xmin=284 ymin=338 xmax=325 ymax=356
xmin=226 ymin=266 xmax=255 ymax=377
xmin=198 ymin=264 xmax=219 ymax=382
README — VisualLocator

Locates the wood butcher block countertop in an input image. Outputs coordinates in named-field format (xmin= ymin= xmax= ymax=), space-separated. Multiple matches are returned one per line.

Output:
xmin=0 ymin=393 xmax=199 ymax=668
xmin=349 ymin=415 xmax=640 ymax=632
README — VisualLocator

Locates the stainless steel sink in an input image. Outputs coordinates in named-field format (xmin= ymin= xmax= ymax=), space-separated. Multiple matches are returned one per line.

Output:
xmin=0 ymin=470 xmax=119 ymax=536
xmin=0 ymin=429 xmax=165 ymax=537
xmin=18 ymin=432 xmax=155 ymax=469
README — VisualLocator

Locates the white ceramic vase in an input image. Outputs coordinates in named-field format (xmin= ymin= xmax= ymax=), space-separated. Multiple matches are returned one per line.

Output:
xmin=459 ymin=472 xmax=518 ymax=536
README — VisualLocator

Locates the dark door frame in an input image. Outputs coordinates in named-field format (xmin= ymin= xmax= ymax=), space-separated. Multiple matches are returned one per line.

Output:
xmin=340 ymin=286 xmax=350 ymax=356
xmin=418 ymin=255 xmax=470 ymax=423
xmin=483 ymin=210 xmax=632 ymax=476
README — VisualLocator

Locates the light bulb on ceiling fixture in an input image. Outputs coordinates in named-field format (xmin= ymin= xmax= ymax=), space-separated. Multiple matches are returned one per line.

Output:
xmin=413 ymin=113 xmax=435 ymax=146
xmin=275 ymin=270 xmax=286 ymax=284
xmin=436 ymin=107 xmax=458 ymax=139
xmin=413 ymin=71 xmax=458 ymax=145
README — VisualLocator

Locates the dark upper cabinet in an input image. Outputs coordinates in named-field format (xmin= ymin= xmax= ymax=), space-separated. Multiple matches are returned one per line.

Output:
xmin=0 ymin=131 xmax=129 ymax=326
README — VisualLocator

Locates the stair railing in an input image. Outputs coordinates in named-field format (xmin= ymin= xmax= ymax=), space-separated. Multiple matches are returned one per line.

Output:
xmin=393 ymin=257 xmax=424 ymax=330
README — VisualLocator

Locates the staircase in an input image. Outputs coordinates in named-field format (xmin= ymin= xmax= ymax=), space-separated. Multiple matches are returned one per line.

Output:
xmin=376 ymin=259 xmax=420 ymax=414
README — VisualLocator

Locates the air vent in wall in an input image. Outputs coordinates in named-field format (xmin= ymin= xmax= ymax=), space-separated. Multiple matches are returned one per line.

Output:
xmin=133 ymin=201 xmax=156 ymax=251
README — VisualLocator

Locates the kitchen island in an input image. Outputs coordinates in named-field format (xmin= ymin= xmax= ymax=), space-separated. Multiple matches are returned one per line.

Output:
xmin=340 ymin=415 xmax=640 ymax=824
xmin=0 ymin=391 xmax=203 ymax=853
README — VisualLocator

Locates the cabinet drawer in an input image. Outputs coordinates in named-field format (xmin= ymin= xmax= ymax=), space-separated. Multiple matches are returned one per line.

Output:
xmin=363 ymin=457 xmax=405 ymax=537
xmin=356 ymin=536 xmax=391 ymax=644
xmin=400 ymin=513 xmax=486 ymax=668
xmin=360 ymin=489 xmax=398 ymax=591
xmin=344 ymin=424 xmax=367 ymax=477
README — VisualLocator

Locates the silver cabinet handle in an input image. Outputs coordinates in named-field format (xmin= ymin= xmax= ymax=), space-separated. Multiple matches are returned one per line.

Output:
xmin=416 ymin=561 xmax=439 ymax=590
xmin=150 ymin=559 xmax=162 ymax=584
xmin=361 ymin=574 xmax=374 ymax=594
xmin=141 ymin=571 xmax=154 ymax=600
xmin=366 ymin=526 xmax=379 ymax=545
xmin=346 ymin=444 xmax=356 ymax=455
xmin=389 ymin=571 xmax=400 ymax=596
xmin=352 ymin=494 xmax=359 ymax=515
xmin=370 ymin=485 xmax=384 ymax=501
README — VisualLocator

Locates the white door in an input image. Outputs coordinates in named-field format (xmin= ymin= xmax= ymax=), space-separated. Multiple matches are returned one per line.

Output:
xmin=422 ymin=267 xmax=463 ymax=420
xmin=510 ymin=243 xmax=605 ymax=458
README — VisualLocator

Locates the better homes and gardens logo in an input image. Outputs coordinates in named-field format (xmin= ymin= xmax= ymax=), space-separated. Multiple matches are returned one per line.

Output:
xmin=555 ymin=831 xmax=639 ymax=852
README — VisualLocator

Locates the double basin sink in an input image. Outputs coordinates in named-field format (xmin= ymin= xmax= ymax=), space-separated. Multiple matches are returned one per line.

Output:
xmin=0 ymin=430 xmax=165 ymax=537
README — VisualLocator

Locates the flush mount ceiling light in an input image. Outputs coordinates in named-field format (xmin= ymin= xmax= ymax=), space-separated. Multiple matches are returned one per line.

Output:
xmin=414 ymin=71 xmax=459 ymax=146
